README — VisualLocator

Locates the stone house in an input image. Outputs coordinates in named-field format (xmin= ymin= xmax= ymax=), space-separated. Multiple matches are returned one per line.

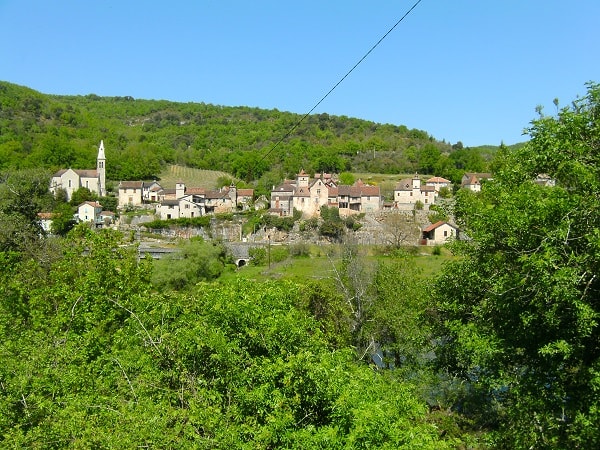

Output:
xmin=269 ymin=170 xmax=381 ymax=218
xmin=393 ymin=174 xmax=437 ymax=210
xmin=117 ymin=180 xmax=164 ymax=209
xmin=77 ymin=201 xmax=103 ymax=227
xmin=461 ymin=172 xmax=493 ymax=192
xmin=155 ymin=182 xmax=254 ymax=220
xmin=118 ymin=181 xmax=144 ymax=208
xmin=421 ymin=221 xmax=459 ymax=245
xmin=425 ymin=176 xmax=452 ymax=192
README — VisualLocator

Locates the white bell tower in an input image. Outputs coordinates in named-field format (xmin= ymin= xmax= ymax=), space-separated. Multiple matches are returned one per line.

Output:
xmin=97 ymin=140 xmax=106 ymax=197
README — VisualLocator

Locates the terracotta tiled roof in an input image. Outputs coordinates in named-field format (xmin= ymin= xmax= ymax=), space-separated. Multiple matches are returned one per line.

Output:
xmin=423 ymin=221 xmax=457 ymax=232
xmin=185 ymin=187 xmax=206 ymax=195
xmin=238 ymin=189 xmax=254 ymax=196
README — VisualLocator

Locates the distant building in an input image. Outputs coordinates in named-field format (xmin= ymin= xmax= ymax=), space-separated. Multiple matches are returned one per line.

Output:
xmin=50 ymin=140 xmax=106 ymax=201
xmin=269 ymin=170 xmax=381 ymax=218
xmin=393 ymin=174 xmax=437 ymax=210
xmin=425 ymin=176 xmax=452 ymax=192
xmin=155 ymin=182 xmax=254 ymax=220
xmin=421 ymin=221 xmax=459 ymax=245
xmin=461 ymin=172 xmax=493 ymax=192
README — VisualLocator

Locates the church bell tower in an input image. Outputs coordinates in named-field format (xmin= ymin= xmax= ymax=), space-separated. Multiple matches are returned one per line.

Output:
xmin=97 ymin=140 xmax=106 ymax=197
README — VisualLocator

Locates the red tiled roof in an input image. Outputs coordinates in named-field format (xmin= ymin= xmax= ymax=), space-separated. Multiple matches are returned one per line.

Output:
xmin=185 ymin=187 xmax=206 ymax=195
xmin=423 ymin=221 xmax=457 ymax=232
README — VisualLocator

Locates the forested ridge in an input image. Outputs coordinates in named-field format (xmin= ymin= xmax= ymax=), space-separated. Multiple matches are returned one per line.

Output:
xmin=1 ymin=81 xmax=599 ymax=448
xmin=0 ymin=81 xmax=503 ymax=192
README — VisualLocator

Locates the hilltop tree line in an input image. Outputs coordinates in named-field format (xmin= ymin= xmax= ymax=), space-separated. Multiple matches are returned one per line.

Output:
xmin=0 ymin=81 xmax=504 ymax=194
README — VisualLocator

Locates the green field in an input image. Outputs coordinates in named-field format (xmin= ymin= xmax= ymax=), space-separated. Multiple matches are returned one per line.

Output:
xmin=220 ymin=243 xmax=454 ymax=284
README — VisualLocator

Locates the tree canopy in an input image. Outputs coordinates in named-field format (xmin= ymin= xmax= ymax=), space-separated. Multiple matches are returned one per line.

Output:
xmin=434 ymin=82 xmax=600 ymax=448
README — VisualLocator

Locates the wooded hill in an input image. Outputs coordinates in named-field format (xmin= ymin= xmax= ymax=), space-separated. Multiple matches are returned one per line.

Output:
xmin=0 ymin=81 xmax=508 ymax=195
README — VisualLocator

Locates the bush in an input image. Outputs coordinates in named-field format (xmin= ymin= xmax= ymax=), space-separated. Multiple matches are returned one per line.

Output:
xmin=290 ymin=242 xmax=311 ymax=258
xmin=249 ymin=246 xmax=267 ymax=266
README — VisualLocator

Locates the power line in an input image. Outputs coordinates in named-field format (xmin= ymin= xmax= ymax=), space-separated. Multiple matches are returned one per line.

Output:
xmin=252 ymin=0 xmax=424 ymax=173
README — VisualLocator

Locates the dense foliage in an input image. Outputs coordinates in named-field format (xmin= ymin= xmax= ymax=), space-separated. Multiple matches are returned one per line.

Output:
xmin=434 ymin=82 xmax=600 ymax=448
xmin=0 ymin=227 xmax=457 ymax=448
xmin=0 ymin=81 xmax=503 ymax=190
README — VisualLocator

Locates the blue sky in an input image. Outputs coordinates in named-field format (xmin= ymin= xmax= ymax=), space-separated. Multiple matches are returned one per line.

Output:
xmin=1 ymin=0 xmax=598 ymax=147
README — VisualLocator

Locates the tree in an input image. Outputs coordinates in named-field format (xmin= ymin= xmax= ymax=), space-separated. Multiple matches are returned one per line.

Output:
xmin=380 ymin=211 xmax=420 ymax=248
xmin=434 ymin=82 xmax=600 ymax=448
xmin=0 ymin=226 xmax=456 ymax=448
xmin=69 ymin=187 xmax=97 ymax=206
xmin=338 ymin=171 xmax=355 ymax=185
xmin=50 ymin=202 xmax=76 ymax=236
xmin=0 ymin=168 xmax=52 ymax=253
xmin=152 ymin=237 xmax=230 ymax=290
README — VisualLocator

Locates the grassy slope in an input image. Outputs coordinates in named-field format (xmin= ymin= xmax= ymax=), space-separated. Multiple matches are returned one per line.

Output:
xmin=157 ymin=165 xmax=238 ymax=189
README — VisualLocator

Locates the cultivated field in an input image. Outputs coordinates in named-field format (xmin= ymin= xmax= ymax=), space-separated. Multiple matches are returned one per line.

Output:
xmin=157 ymin=165 xmax=237 ymax=189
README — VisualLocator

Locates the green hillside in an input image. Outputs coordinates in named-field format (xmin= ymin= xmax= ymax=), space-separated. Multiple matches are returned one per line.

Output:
xmin=0 ymin=80 xmax=509 ymax=196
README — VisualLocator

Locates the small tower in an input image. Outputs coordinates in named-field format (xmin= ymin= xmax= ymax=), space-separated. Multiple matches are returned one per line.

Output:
xmin=175 ymin=181 xmax=185 ymax=199
xmin=97 ymin=140 xmax=106 ymax=197
xmin=411 ymin=172 xmax=421 ymax=194
xmin=297 ymin=169 xmax=309 ymax=188
xmin=228 ymin=182 xmax=237 ymax=207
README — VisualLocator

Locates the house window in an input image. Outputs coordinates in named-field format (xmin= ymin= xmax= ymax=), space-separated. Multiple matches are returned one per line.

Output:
xmin=68 ymin=180 xmax=72 ymax=188
xmin=317 ymin=189 xmax=321 ymax=195
xmin=410 ymin=192 xmax=413 ymax=196
xmin=444 ymin=230 xmax=448 ymax=237
xmin=86 ymin=181 xmax=89 ymax=188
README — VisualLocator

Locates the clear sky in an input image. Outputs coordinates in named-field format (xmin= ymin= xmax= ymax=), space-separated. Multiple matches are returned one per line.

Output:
xmin=1 ymin=0 xmax=598 ymax=147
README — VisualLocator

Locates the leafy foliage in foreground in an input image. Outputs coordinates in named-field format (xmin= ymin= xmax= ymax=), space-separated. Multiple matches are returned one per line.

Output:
xmin=434 ymin=82 xmax=600 ymax=448
xmin=0 ymin=227 xmax=456 ymax=448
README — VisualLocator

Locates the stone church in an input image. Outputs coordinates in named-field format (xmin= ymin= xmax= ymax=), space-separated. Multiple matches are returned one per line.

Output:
xmin=50 ymin=140 xmax=106 ymax=201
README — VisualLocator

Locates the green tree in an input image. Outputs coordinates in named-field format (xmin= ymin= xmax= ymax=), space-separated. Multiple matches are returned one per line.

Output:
xmin=50 ymin=202 xmax=76 ymax=236
xmin=69 ymin=187 xmax=97 ymax=206
xmin=152 ymin=237 xmax=230 ymax=290
xmin=338 ymin=171 xmax=355 ymax=185
xmin=434 ymin=82 xmax=600 ymax=448
xmin=0 ymin=168 xmax=52 ymax=253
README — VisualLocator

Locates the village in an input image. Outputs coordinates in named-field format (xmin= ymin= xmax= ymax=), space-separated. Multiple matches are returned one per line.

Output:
xmin=44 ymin=141 xmax=500 ymax=247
